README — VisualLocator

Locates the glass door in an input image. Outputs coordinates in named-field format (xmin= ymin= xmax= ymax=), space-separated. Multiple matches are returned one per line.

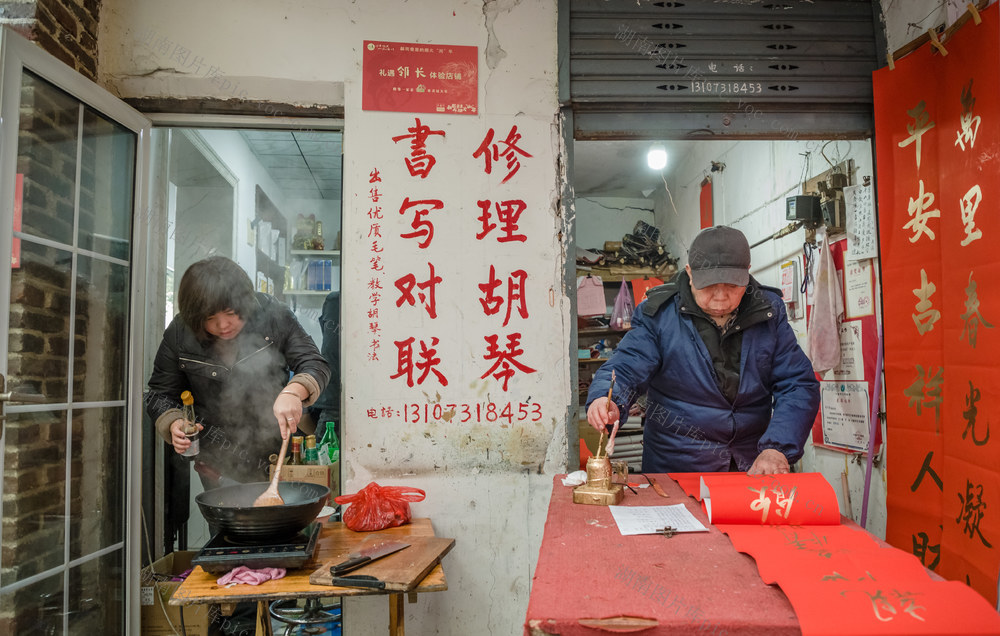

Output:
xmin=0 ymin=28 xmax=150 ymax=634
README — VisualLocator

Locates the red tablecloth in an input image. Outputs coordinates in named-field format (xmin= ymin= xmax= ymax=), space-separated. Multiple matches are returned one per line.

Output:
xmin=525 ymin=473 xmax=800 ymax=636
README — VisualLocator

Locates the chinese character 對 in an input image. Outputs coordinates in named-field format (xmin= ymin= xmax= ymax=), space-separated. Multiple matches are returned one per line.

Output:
xmin=473 ymin=125 xmax=533 ymax=184
xmin=476 ymin=199 xmax=528 ymax=243
xmin=903 ymin=179 xmax=940 ymax=243
xmin=955 ymin=79 xmax=981 ymax=151
xmin=395 ymin=263 xmax=442 ymax=319
xmin=959 ymin=184 xmax=983 ymax=246
xmin=956 ymin=479 xmax=993 ymax=548
xmin=903 ymin=365 xmax=943 ymax=429
xmin=912 ymin=530 xmax=941 ymax=570
xmin=962 ymin=380 xmax=990 ymax=446
xmin=390 ymin=336 xmax=449 ymax=388
xmin=959 ymin=271 xmax=993 ymax=348
xmin=478 ymin=265 xmax=529 ymax=327
xmin=391 ymin=117 xmax=446 ymax=179
xmin=898 ymin=99 xmax=935 ymax=169
xmin=481 ymin=333 xmax=536 ymax=391
xmin=398 ymin=197 xmax=444 ymax=249
xmin=911 ymin=268 xmax=941 ymax=335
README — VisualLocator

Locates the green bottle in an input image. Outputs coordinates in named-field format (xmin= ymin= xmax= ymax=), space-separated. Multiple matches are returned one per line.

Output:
xmin=303 ymin=435 xmax=319 ymax=465
xmin=319 ymin=421 xmax=340 ymax=464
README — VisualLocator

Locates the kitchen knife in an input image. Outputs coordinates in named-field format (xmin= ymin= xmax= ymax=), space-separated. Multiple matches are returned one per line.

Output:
xmin=330 ymin=540 xmax=410 ymax=576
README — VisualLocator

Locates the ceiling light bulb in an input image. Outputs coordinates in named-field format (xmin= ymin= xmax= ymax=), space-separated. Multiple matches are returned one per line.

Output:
xmin=647 ymin=144 xmax=667 ymax=171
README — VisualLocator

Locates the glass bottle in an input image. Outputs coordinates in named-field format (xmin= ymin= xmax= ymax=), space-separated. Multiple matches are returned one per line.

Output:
xmin=303 ymin=435 xmax=319 ymax=465
xmin=289 ymin=435 xmax=303 ymax=465
xmin=319 ymin=421 xmax=340 ymax=464
xmin=180 ymin=390 xmax=199 ymax=457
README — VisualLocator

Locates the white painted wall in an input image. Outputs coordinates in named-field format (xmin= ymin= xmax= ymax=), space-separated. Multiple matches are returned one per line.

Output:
xmin=652 ymin=138 xmax=887 ymax=538
xmin=574 ymin=196 xmax=654 ymax=251
xmin=879 ymin=0 xmax=998 ymax=56
xmin=101 ymin=1 xmax=565 ymax=634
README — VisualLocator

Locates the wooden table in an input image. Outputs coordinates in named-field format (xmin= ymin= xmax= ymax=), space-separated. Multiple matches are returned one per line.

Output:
xmin=170 ymin=518 xmax=449 ymax=636
xmin=525 ymin=474 xmax=802 ymax=636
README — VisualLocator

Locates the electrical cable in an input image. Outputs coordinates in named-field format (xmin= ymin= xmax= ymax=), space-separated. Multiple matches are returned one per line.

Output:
xmin=800 ymin=240 xmax=815 ymax=294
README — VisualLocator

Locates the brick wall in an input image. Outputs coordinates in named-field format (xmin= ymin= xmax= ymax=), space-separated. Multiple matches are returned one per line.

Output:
xmin=0 ymin=0 xmax=101 ymax=81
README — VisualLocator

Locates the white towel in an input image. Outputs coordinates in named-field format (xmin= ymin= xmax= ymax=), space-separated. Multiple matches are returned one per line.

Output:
xmin=808 ymin=227 xmax=843 ymax=373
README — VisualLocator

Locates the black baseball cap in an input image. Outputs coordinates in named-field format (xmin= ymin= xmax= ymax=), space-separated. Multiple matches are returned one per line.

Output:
xmin=687 ymin=226 xmax=751 ymax=289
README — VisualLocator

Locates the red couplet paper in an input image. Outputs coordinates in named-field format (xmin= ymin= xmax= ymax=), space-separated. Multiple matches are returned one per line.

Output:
xmin=631 ymin=277 xmax=663 ymax=305
xmin=874 ymin=2 xmax=1000 ymax=605
xmin=700 ymin=473 xmax=841 ymax=526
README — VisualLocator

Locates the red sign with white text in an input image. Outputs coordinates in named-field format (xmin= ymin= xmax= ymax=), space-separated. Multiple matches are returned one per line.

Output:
xmin=362 ymin=40 xmax=478 ymax=115
xmin=12 ymin=173 xmax=22 ymax=268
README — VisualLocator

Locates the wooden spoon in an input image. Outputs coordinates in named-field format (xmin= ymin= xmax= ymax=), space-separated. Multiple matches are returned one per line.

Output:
xmin=254 ymin=435 xmax=289 ymax=507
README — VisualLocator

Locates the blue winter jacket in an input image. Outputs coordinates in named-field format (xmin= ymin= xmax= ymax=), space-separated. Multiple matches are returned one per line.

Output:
xmin=586 ymin=274 xmax=819 ymax=473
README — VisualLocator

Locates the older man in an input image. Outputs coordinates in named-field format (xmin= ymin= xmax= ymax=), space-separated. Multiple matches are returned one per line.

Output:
xmin=586 ymin=225 xmax=819 ymax=475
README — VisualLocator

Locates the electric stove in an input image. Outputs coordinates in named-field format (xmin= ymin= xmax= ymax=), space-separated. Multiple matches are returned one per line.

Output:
xmin=191 ymin=522 xmax=323 ymax=574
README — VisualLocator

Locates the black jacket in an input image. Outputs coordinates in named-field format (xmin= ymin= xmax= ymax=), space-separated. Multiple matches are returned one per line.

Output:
xmin=146 ymin=293 xmax=330 ymax=482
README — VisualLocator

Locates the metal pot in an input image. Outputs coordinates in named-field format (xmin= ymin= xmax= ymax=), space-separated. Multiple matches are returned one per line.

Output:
xmin=195 ymin=481 xmax=330 ymax=543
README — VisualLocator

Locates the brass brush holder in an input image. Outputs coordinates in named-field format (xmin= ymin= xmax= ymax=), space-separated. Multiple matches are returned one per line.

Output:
xmin=573 ymin=455 xmax=624 ymax=506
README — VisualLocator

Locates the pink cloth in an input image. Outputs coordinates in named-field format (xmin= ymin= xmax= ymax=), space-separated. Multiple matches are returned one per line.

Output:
xmin=216 ymin=566 xmax=286 ymax=586
xmin=808 ymin=227 xmax=843 ymax=373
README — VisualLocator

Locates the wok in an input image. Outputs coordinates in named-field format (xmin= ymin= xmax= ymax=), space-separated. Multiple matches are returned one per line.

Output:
xmin=196 ymin=481 xmax=330 ymax=543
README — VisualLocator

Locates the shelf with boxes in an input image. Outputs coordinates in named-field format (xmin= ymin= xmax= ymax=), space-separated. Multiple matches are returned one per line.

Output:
xmin=285 ymin=249 xmax=341 ymax=295
xmin=577 ymin=325 xmax=644 ymax=472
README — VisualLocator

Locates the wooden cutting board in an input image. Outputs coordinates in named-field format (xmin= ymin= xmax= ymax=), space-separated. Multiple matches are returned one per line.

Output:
xmin=309 ymin=535 xmax=455 ymax=591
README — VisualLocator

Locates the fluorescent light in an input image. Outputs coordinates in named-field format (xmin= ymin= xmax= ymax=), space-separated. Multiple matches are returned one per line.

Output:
xmin=647 ymin=144 xmax=667 ymax=171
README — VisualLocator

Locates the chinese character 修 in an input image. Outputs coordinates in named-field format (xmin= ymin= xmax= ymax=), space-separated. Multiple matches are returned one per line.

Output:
xmin=473 ymin=125 xmax=533 ymax=184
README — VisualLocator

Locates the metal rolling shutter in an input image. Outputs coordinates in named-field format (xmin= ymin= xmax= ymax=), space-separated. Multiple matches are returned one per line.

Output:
xmin=567 ymin=0 xmax=882 ymax=140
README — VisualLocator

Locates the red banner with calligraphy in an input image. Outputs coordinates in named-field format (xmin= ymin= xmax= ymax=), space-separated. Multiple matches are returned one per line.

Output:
xmin=874 ymin=4 xmax=1000 ymax=605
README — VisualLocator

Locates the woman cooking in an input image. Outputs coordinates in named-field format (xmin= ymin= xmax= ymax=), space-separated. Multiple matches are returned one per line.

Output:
xmin=146 ymin=256 xmax=330 ymax=488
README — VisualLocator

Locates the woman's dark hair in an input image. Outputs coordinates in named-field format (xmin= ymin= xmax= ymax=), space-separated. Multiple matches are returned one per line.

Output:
xmin=177 ymin=256 xmax=257 ymax=338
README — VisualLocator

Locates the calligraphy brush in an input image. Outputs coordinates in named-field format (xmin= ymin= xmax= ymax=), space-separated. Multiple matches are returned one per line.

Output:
xmin=596 ymin=370 xmax=616 ymax=459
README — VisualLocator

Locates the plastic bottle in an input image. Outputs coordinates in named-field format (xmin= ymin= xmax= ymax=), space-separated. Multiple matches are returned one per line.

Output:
xmin=180 ymin=390 xmax=199 ymax=457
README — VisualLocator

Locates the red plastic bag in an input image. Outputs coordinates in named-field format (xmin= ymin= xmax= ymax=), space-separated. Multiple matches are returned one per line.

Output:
xmin=334 ymin=482 xmax=426 ymax=531
xmin=610 ymin=278 xmax=634 ymax=330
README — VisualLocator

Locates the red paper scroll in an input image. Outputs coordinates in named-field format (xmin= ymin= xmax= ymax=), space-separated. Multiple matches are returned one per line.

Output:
xmin=701 ymin=473 xmax=841 ymax=526
xmin=874 ymin=3 xmax=1000 ymax=604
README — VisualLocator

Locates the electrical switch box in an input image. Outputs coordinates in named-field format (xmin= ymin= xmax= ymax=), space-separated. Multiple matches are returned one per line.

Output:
xmin=786 ymin=195 xmax=822 ymax=223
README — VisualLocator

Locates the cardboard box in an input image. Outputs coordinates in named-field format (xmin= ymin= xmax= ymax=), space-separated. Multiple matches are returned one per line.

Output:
xmin=270 ymin=461 xmax=341 ymax=498
xmin=140 ymin=551 xmax=211 ymax=636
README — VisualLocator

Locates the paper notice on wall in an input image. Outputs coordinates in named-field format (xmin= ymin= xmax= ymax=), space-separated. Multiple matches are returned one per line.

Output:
xmin=820 ymin=380 xmax=870 ymax=451
xmin=821 ymin=321 xmax=864 ymax=382
xmin=844 ymin=258 xmax=875 ymax=319
xmin=844 ymin=184 xmax=877 ymax=261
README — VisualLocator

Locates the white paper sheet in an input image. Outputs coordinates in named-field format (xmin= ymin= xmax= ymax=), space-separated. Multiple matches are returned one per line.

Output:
xmin=608 ymin=504 xmax=709 ymax=535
